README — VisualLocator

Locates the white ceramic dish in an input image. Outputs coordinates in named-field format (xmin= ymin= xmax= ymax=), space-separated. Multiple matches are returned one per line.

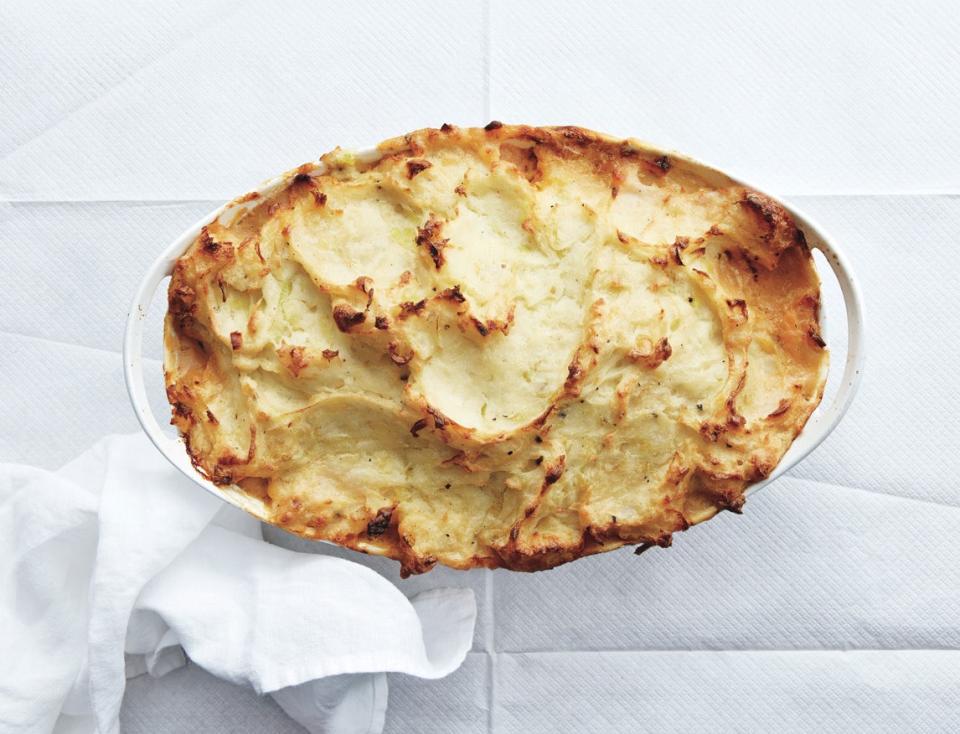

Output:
xmin=123 ymin=143 xmax=865 ymax=528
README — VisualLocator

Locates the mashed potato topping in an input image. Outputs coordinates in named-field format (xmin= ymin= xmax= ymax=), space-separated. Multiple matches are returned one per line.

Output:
xmin=165 ymin=124 xmax=827 ymax=574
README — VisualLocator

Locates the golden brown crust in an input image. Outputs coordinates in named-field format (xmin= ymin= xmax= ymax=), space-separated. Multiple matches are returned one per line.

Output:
xmin=164 ymin=124 xmax=828 ymax=575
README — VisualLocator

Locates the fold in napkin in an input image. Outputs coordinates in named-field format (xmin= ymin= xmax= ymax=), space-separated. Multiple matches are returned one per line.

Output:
xmin=0 ymin=434 xmax=476 ymax=734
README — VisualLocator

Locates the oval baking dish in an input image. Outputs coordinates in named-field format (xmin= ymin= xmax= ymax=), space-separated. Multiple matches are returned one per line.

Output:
xmin=124 ymin=125 xmax=865 ymax=575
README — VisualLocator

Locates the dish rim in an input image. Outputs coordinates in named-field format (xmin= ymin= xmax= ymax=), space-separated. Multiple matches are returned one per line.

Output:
xmin=123 ymin=131 xmax=866 ymax=529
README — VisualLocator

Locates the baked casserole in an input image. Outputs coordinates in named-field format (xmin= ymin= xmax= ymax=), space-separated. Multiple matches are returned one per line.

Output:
xmin=164 ymin=124 xmax=828 ymax=575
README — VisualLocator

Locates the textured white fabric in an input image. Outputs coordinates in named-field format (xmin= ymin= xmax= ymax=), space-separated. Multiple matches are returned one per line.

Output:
xmin=3 ymin=0 xmax=960 ymax=731
xmin=0 ymin=435 xmax=476 ymax=734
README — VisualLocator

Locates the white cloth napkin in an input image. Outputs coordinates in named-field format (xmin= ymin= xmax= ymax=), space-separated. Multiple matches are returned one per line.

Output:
xmin=0 ymin=433 xmax=476 ymax=734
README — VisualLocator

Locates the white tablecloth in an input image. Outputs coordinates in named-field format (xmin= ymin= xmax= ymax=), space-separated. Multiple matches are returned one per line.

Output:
xmin=3 ymin=1 xmax=960 ymax=731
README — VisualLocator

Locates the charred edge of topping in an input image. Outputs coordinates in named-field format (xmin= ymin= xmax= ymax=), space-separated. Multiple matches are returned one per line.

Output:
xmin=399 ymin=560 xmax=438 ymax=578
xmin=471 ymin=308 xmax=515 ymax=337
xmin=801 ymin=293 xmax=821 ymax=323
xmin=387 ymin=341 xmax=412 ymax=365
xmin=740 ymin=191 xmax=805 ymax=252
xmin=530 ymin=403 xmax=556 ymax=429
xmin=720 ymin=491 xmax=747 ymax=514
xmin=355 ymin=276 xmax=374 ymax=308
xmin=565 ymin=360 xmax=584 ymax=393
xmin=398 ymin=300 xmax=427 ymax=320
xmin=672 ymin=236 xmax=689 ymax=265
xmin=751 ymin=456 xmax=774 ymax=479
xmin=406 ymin=159 xmax=432 ymax=179
xmin=292 ymin=172 xmax=312 ymax=184
xmin=206 ymin=409 xmax=218 ymax=424
xmin=522 ymin=128 xmax=551 ymax=144
xmin=322 ymin=349 xmax=339 ymax=360
xmin=742 ymin=191 xmax=780 ymax=228
xmin=199 ymin=227 xmax=218 ymax=254
xmin=167 ymin=294 xmax=197 ymax=340
xmin=217 ymin=278 xmax=227 ymax=302
xmin=182 ymin=434 xmax=214 ymax=484
xmin=217 ymin=426 xmax=257 ymax=469
xmin=472 ymin=317 xmax=489 ymax=336
xmin=669 ymin=509 xmax=691 ymax=531
xmin=544 ymin=456 xmax=566 ymax=485
xmin=229 ymin=331 xmax=242 ymax=350
xmin=332 ymin=304 xmax=366 ymax=332
xmin=313 ymin=190 xmax=327 ymax=207
xmin=427 ymin=407 xmax=448 ymax=431
xmin=666 ymin=460 xmax=690 ymax=485
xmin=654 ymin=155 xmax=671 ymax=172
xmin=285 ymin=346 xmax=308 ymax=377
xmin=169 ymin=390 xmax=192 ymax=420
xmin=558 ymin=126 xmax=590 ymax=145
xmin=416 ymin=216 xmax=448 ymax=269
xmin=440 ymin=122 xmax=454 ymax=132
xmin=366 ymin=507 xmax=393 ymax=537
xmin=484 ymin=120 xmax=503 ymax=131
xmin=699 ymin=421 xmax=726 ymax=442
xmin=808 ymin=327 xmax=827 ymax=348
xmin=410 ymin=418 xmax=428 ymax=437
xmin=403 ymin=134 xmax=425 ymax=157
xmin=766 ymin=399 xmax=791 ymax=419
xmin=726 ymin=299 xmax=748 ymax=321
xmin=501 ymin=142 xmax=542 ymax=184
xmin=628 ymin=337 xmax=672 ymax=369
xmin=198 ymin=227 xmax=233 ymax=259
xmin=739 ymin=251 xmax=761 ymax=278
xmin=442 ymin=450 xmax=474 ymax=470
xmin=438 ymin=285 xmax=466 ymax=303
xmin=375 ymin=315 xmax=390 ymax=330
xmin=725 ymin=372 xmax=747 ymax=428
xmin=634 ymin=533 xmax=674 ymax=555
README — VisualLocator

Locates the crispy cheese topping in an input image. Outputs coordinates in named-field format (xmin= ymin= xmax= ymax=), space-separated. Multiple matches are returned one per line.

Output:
xmin=165 ymin=125 xmax=827 ymax=575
